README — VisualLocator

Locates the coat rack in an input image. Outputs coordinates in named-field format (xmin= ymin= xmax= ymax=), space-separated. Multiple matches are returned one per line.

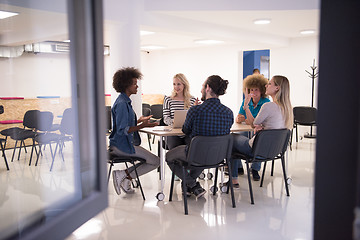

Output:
xmin=304 ymin=59 xmax=318 ymax=138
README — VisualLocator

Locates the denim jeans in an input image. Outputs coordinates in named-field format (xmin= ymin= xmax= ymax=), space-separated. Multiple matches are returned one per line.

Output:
xmin=231 ymin=133 xmax=261 ymax=178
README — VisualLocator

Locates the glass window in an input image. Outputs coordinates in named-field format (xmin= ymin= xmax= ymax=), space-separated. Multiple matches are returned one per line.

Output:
xmin=0 ymin=1 xmax=107 ymax=239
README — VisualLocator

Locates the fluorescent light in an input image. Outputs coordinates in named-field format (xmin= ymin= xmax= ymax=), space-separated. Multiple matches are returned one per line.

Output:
xmin=253 ymin=19 xmax=271 ymax=25
xmin=300 ymin=29 xmax=315 ymax=35
xmin=0 ymin=10 xmax=18 ymax=20
xmin=194 ymin=39 xmax=224 ymax=45
xmin=140 ymin=30 xmax=155 ymax=36
xmin=141 ymin=45 xmax=166 ymax=50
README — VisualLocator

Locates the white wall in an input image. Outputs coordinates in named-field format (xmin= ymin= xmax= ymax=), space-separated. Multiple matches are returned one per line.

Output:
xmin=140 ymin=36 xmax=319 ymax=116
xmin=140 ymin=45 xmax=241 ymax=114
xmin=271 ymin=36 xmax=319 ymax=107
xmin=0 ymin=52 xmax=71 ymax=98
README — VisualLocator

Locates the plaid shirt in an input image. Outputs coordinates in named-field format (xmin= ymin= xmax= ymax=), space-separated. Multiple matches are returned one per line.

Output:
xmin=182 ymin=98 xmax=233 ymax=139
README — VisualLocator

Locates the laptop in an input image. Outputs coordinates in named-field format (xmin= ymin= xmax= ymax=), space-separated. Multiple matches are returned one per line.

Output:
xmin=173 ymin=110 xmax=188 ymax=128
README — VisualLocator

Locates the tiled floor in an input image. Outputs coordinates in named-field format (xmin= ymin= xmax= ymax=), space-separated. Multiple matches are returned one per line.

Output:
xmin=68 ymin=135 xmax=315 ymax=240
xmin=0 ymin=135 xmax=315 ymax=240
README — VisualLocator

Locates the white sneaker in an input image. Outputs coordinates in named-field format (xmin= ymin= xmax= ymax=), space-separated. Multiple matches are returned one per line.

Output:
xmin=120 ymin=178 xmax=135 ymax=194
xmin=112 ymin=170 xmax=127 ymax=195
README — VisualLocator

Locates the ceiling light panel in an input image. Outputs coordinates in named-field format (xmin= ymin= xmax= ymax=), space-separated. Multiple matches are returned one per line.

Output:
xmin=0 ymin=10 xmax=18 ymax=20
xmin=253 ymin=19 xmax=271 ymax=25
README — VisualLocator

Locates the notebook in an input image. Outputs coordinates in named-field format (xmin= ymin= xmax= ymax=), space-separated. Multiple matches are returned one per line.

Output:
xmin=173 ymin=110 xmax=188 ymax=128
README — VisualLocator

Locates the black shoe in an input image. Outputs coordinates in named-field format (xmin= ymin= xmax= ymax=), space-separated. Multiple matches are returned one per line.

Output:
xmin=225 ymin=181 xmax=239 ymax=188
xmin=238 ymin=168 xmax=244 ymax=175
xmin=190 ymin=182 xmax=206 ymax=198
xmin=252 ymin=169 xmax=260 ymax=181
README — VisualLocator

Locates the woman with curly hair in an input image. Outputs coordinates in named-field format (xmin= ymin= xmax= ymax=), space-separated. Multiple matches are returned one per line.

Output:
xmin=231 ymin=75 xmax=293 ymax=187
xmin=110 ymin=67 xmax=160 ymax=195
xmin=231 ymin=73 xmax=270 ymax=185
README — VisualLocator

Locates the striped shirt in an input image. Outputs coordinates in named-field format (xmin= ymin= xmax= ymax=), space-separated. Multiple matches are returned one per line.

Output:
xmin=182 ymin=98 xmax=234 ymax=139
xmin=162 ymin=95 xmax=196 ymax=126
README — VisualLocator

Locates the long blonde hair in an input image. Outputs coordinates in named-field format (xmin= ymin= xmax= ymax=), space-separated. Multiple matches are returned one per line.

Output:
xmin=272 ymin=75 xmax=293 ymax=129
xmin=171 ymin=73 xmax=192 ymax=109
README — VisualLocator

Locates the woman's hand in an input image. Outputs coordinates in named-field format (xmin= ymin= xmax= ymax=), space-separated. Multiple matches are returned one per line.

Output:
xmin=140 ymin=118 xmax=159 ymax=128
xmin=138 ymin=115 xmax=152 ymax=123
xmin=243 ymin=88 xmax=251 ymax=110
xmin=194 ymin=97 xmax=202 ymax=105
xmin=236 ymin=114 xmax=245 ymax=123
xmin=253 ymin=124 xmax=264 ymax=134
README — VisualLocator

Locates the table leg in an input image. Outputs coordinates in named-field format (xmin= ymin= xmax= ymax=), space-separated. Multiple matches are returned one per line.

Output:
xmin=156 ymin=136 xmax=166 ymax=201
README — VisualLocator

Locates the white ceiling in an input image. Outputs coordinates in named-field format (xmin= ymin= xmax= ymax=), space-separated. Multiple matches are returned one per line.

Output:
xmin=137 ymin=9 xmax=320 ymax=50
xmin=0 ymin=1 xmax=320 ymax=50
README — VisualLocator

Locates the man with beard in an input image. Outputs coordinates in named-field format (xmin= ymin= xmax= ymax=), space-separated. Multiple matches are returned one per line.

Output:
xmin=165 ymin=75 xmax=234 ymax=198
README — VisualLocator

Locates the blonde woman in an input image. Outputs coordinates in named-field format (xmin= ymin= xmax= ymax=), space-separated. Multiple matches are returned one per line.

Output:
xmin=163 ymin=73 xmax=197 ymax=149
xmin=231 ymin=75 xmax=293 ymax=186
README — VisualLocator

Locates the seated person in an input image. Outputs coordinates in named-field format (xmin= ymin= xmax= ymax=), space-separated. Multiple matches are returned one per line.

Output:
xmin=232 ymin=73 xmax=269 ymax=183
xmin=231 ymin=75 xmax=293 ymax=186
xmin=163 ymin=73 xmax=197 ymax=149
xmin=166 ymin=75 xmax=233 ymax=198
xmin=110 ymin=67 xmax=160 ymax=195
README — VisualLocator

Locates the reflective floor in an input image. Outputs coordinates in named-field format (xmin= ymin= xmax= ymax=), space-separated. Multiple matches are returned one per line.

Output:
xmin=0 ymin=135 xmax=315 ymax=240
xmin=68 ymin=135 xmax=315 ymax=240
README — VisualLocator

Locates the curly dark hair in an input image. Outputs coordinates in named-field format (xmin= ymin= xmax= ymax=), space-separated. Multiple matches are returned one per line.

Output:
xmin=112 ymin=67 xmax=143 ymax=93
xmin=243 ymin=74 xmax=268 ymax=98
xmin=205 ymin=75 xmax=229 ymax=96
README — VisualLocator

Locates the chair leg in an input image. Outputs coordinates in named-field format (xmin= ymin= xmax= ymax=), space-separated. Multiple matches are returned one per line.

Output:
xmin=281 ymin=156 xmax=290 ymax=196
xmin=213 ymin=167 xmax=219 ymax=196
xmin=147 ymin=134 xmax=152 ymax=151
xmin=169 ymin=171 xmax=176 ymax=201
xmin=260 ymin=161 xmax=267 ymax=187
xmin=0 ymin=141 xmax=9 ymax=170
xmin=245 ymin=160 xmax=254 ymax=204
xmin=107 ymin=162 xmax=113 ymax=184
xmin=295 ymin=125 xmax=298 ymax=142
xmin=29 ymin=139 xmax=36 ymax=166
xmin=35 ymin=144 xmax=41 ymax=166
xmin=227 ymin=161 xmax=236 ymax=208
xmin=11 ymin=140 xmax=18 ymax=162
xmin=271 ymin=159 xmax=275 ymax=176
xmin=132 ymin=161 xmax=145 ymax=200
xmin=182 ymin=166 xmax=188 ymax=215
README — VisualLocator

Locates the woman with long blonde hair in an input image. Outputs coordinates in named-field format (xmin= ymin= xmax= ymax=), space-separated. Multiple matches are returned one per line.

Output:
xmin=163 ymin=73 xmax=197 ymax=149
xmin=230 ymin=75 xmax=293 ymax=186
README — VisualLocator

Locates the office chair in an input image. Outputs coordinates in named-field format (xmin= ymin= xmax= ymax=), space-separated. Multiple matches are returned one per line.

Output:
xmin=107 ymin=149 xmax=146 ymax=200
xmin=232 ymin=129 xmax=291 ymax=204
xmin=168 ymin=134 xmax=235 ymax=215
xmin=293 ymin=106 xmax=317 ymax=142
xmin=0 ymin=106 xmax=9 ymax=170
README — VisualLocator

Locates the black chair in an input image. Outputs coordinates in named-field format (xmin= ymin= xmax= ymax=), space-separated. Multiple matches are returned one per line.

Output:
xmin=52 ymin=108 xmax=75 ymax=171
xmin=107 ymin=149 xmax=146 ymax=200
xmin=32 ymin=111 xmax=58 ymax=168
xmin=106 ymin=106 xmax=111 ymax=133
xmin=142 ymin=103 xmax=151 ymax=110
xmin=150 ymin=104 xmax=163 ymax=143
xmin=142 ymin=106 xmax=152 ymax=150
xmin=150 ymin=104 xmax=163 ymax=119
xmin=169 ymin=134 xmax=235 ymax=215
xmin=0 ymin=106 xmax=9 ymax=170
xmin=6 ymin=110 xmax=40 ymax=163
xmin=293 ymin=106 xmax=317 ymax=142
xmin=232 ymin=129 xmax=291 ymax=205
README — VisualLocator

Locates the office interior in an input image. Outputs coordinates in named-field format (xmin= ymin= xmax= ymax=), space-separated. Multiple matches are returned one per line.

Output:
xmin=0 ymin=0 xmax=359 ymax=239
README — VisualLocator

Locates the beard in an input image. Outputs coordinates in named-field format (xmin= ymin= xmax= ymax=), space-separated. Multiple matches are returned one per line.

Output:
xmin=201 ymin=91 xmax=206 ymax=101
